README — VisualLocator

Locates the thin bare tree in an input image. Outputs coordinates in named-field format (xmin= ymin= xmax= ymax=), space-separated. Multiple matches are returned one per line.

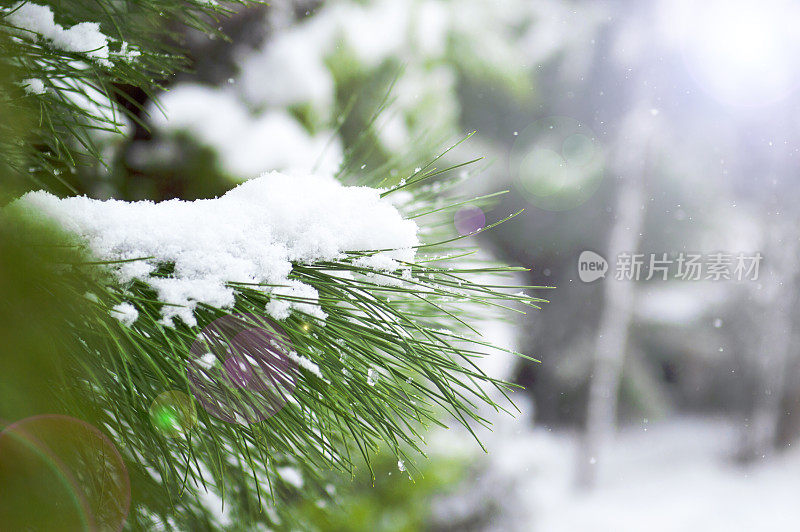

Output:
xmin=741 ymin=221 xmax=799 ymax=460
xmin=577 ymin=105 xmax=656 ymax=488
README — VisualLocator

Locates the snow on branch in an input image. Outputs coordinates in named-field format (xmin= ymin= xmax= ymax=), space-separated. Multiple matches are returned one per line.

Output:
xmin=12 ymin=172 xmax=418 ymax=326
xmin=5 ymin=2 xmax=112 ymax=65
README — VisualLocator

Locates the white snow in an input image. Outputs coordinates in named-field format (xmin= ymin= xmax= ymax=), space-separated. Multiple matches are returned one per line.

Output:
xmin=237 ymin=26 xmax=334 ymax=112
xmin=20 ymin=78 xmax=46 ymax=95
xmin=53 ymin=76 xmax=130 ymax=139
xmin=6 ymin=2 xmax=111 ymax=64
xmin=149 ymin=84 xmax=342 ymax=178
xmin=231 ymin=0 xmax=460 ymax=153
xmin=197 ymin=352 xmax=217 ymax=370
xmin=192 ymin=463 xmax=234 ymax=528
xmin=111 ymin=302 xmax=139 ymax=327
xmin=412 ymin=1 xmax=450 ymax=58
xmin=329 ymin=0 xmax=410 ymax=68
xmin=264 ymin=280 xmax=327 ymax=321
xmin=431 ymin=415 xmax=800 ymax=532
xmin=116 ymin=41 xmax=141 ymax=62
xmin=12 ymin=172 xmax=418 ymax=327
xmin=276 ymin=466 xmax=303 ymax=489
xmin=285 ymin=349 xmax=323 ymax=379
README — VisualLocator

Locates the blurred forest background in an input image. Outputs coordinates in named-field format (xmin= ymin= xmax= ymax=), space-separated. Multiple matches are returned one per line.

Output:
xmin=43 ymin=0 xmax=800 ymax=529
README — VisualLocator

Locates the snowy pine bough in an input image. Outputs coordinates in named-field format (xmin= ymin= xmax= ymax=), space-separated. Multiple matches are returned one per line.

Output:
xmin=5 ymin=2 xmax=116 ymax=65
xmin=1 ymin=0 xmax=547 ymax=528
xmin=0 ymin=0 xmax=243 ymax=189
xmin=6 ymin=162 xmax=544 ymax=527
xmin=15 ymin=171 xmax=419 ymax=327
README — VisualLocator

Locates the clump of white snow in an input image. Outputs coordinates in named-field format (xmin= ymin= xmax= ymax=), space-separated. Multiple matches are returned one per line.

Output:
xmin=20 ymin=78 xmax=46 ymax=95
xmin=115 ymin=41 xmax=141 ymax=62
xmin=111 ymin=302 xmax=139 ymax=327
xmin=12 ymin=172 xmax=418 ymax=327
xmin=6 ymin=2 xmax=111 ymax=65
xmin=285 ymin=349 xmax=323 ymax=379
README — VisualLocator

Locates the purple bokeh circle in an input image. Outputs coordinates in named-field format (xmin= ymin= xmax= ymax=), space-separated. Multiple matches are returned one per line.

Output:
xmin=224 ymin=356 xmax=255 ymax=388
xmin=454 ymin=205 xmax=486 ymax=236
xmin=187 ymin=313 xmax=298 ymax=424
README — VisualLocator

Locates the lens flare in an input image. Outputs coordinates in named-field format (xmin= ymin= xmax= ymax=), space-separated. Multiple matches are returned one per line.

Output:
xmin=187 ymin=313 xmax=298 ymax=425
xmin=0 ymin=415 xmax=130 ymax=531
xmin=454 ymin=205 xmax=486 ymax=236
xmin=511 ymin=116 xmax=603 ymax=211
xmin=660 ymin=0 xmax=800 ymax=106
xmin=149 ymin=391 xmax=197 ymax=438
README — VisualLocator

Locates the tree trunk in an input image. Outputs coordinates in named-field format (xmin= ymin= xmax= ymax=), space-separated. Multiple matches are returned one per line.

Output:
xmin=741 ymin=223 xmax=798 ymax=460
xmin=576 ymin=107 xmax=652 ymax=489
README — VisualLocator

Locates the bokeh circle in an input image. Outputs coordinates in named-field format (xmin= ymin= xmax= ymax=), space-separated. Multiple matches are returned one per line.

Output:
xmin=187 ymin=313 xmax=298 ymax=425
xmin=454 ymin=205 xmax=486 ymax=236
xmin=149 ymin=390 xmax=197 ymax=438
xmin=510 ymin=116 xmax=604 ymax=211
xmin=0 ymin=414 xmax=131 ymax=531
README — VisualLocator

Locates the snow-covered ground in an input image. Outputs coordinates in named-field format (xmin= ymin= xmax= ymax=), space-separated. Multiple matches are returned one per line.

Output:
xmin=434 ymin=416 xmax=800 ymax=531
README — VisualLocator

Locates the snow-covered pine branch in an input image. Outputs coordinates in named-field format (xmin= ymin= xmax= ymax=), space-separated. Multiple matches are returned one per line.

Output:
xmin=0 ymin=0 xmax=249 ymax=192
xmin=13 ymin=171 xmax=418 ymax=326
xmin=3 ymin=163 xmax=545 ymax=528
